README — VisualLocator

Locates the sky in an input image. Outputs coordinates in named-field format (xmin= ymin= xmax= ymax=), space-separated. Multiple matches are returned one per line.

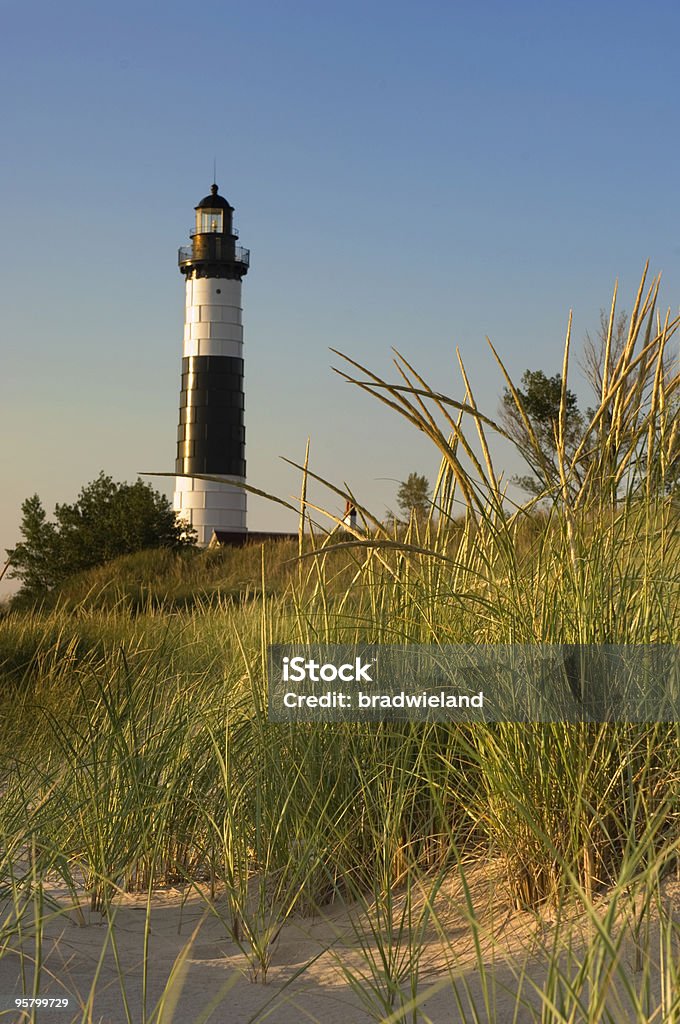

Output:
xmin=2 ymin=0 xmax=680 ymax=595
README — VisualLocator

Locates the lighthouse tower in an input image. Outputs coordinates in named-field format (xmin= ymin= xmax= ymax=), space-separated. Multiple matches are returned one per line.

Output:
xmin=173 ymin=185 xmax=250 ymax=545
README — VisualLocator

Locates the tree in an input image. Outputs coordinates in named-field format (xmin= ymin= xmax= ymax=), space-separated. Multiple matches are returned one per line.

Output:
xmin=500 ymin=370 xmax=585 ymax=497
xmin=7 ymin=495 xmax=61 ymax=595
xmin=580 ymin=308 xmax=629 ymax=398
xmin=500 ymin=304 xmax=679 ymax=501
xmin=7 ymin=473 xmax=195 ymax=599
xmin=397 ymin=472 xmax=431 ymax=520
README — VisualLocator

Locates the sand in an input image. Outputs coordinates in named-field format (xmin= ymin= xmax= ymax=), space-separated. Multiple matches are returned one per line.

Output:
xmin=1 ymin=863 xmax=674 ymax=1023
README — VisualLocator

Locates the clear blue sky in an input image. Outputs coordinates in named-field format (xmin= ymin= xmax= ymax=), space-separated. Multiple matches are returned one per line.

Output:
xmin=2 ymin=0 xmax=679 ymax=593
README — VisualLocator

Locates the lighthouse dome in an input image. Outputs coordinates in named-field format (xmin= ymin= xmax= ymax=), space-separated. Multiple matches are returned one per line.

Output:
xmin=195 ymin=184 xmax=233 ymax=211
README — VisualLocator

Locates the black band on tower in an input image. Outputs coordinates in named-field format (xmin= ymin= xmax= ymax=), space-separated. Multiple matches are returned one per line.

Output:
xmin=176 ymin=355 xmax=246 ymax=476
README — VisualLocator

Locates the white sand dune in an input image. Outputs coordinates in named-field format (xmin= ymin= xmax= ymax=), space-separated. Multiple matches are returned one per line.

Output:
xmin=1 ymin=865 xmax=675 ymax=1023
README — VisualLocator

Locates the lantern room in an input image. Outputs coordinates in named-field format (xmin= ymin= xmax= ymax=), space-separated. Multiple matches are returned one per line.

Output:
xmin=194 ymin=184 xmax=234 ymax=236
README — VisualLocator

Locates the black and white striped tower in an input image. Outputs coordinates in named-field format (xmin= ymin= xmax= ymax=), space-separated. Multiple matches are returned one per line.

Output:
xmin=174 ymin=185 xmax=250 ymax=545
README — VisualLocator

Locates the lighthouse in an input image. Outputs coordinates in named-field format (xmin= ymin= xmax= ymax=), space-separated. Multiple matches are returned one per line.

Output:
xmin=173 ymin=185 xmax=250 ymax=546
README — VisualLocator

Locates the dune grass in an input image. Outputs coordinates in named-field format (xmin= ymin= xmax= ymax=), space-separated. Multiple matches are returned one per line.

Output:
xmin=0 ymin=269 xmax=679 ymax=1021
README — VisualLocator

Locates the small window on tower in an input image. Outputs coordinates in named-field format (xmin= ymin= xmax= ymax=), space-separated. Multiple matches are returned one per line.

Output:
xmin=200 ymin=210 xmax=223 ymax=233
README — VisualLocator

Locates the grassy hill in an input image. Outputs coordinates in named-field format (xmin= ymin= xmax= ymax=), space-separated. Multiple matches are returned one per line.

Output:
xmin=1 ymin=281 xmax=679 ymax=1019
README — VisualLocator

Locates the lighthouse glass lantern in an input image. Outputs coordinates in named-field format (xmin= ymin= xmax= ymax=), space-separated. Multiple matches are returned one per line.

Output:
xmin=198 ymin=208 xmax=223 ymax=233
xmin=174 ymin=183 xmax=251 ymax=546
